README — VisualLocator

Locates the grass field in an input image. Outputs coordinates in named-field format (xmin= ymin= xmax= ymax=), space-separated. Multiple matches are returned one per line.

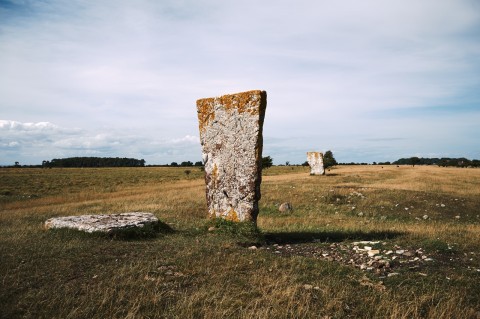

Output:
xmin=1 ymin=165 xmax=479 ymax=318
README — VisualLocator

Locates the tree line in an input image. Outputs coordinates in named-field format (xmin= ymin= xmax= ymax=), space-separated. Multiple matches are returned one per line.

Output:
xmin=392 ymin=157 xmax=480 ymax=168
xmin=14 ymin=152 xmax=479 ymax=169
xmin=42 ymin=157 xmax=146 ymax=168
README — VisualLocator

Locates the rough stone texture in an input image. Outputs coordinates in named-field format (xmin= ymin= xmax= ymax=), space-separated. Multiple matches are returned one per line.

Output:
xmin=307 ymin=152 xmax=325 ymax=175
xmin=44 ymin=212 xmax=158 ymax=233
xmin=197 ymin=90 xmax=267 ymax=222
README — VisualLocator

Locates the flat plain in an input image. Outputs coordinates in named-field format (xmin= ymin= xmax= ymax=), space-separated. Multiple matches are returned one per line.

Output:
xmin=1 ymin=165 xmax=479 ymax=318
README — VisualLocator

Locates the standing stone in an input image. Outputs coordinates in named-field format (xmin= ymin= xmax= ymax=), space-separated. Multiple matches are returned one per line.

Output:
xmin=197 ymin=90 xmax=267 ymax=222
xmin=307 ymin=152 xmax=325 ymax=175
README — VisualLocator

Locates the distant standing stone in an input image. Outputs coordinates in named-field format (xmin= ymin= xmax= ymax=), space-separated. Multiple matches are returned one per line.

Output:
xmin=197 ymin=90 xmax=267 ymax=222
xmin=307 ymin=152 xmax=325 ymax=175
xmin=44 ymin=212 xmax=159 ymax=233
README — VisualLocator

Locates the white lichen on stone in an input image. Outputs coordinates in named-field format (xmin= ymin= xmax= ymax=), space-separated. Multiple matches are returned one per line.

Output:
xmin=197 ymin=90 xmax=267 ymax=222
xmin=44 ymin=212 xmax=158 ymax=233
xmin=307 ymin=152 xmax=325 ymax=175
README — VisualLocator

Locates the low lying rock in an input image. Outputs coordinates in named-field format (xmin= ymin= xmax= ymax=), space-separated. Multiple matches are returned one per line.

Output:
xmin=279 ymin=202 xmax=293 ymax=213
xmin=45 ymin=212 xmax=159 ymax=233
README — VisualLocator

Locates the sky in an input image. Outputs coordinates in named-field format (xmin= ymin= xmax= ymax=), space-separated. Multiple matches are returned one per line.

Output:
xmin=1 ymin=0 xmax=479 ymax=166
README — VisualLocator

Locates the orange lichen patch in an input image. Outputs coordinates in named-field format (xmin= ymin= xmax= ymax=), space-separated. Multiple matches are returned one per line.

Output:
xmin=211 ymin=163 xmax=218 ymax=187
xmin=197 ymin=90 xmax=266 ymax=132
xmin=197 ymin=98 xmax=215 ymax=132
xmin=225 ymin=207 xmax=239 ymax=222
xmin=307 ymin=152 xmax=323 ymax=160
xmin=220 ymin=90 xmax=264 ymax=116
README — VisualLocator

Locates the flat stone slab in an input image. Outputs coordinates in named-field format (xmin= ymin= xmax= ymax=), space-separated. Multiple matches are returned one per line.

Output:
xmin=44 ymin=212 xmax=158 ymax=233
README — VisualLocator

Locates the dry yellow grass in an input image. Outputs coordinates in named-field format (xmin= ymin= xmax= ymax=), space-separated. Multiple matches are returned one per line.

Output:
xmin=1 ymin=165 xmax=479 ymax=318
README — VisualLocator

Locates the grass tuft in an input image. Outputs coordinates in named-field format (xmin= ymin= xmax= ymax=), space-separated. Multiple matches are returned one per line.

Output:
xmin=205 ymin=218 xmax=265 ymax=244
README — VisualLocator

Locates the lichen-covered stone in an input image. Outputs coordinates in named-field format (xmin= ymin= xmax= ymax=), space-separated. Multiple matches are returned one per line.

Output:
xmin=197 ymin=90 xmax=267 ymax=222
xmin=307 ymin=152 xmax=325 ymax=175
xmin=44 ymin=212 xmax=158 ymax=233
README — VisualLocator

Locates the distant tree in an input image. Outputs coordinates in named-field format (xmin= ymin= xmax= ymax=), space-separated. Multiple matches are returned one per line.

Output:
xmin=180 ymin=161 xmax=193 ymax=167
xmin=194 ymin=161 xmax=203 ymax=166
xmin=410 ymin=156 xmax=420 ymax=167
xmin=262 ymin=156 xmax=273 ymax=169
xmin=323 ymin=150 xmax=337 ymax=168
xmin=170 ymin=162 xmax=178 ymax=167
xmin=301 ymin=161 xmax=309 ymax=166
xmin=285 ymin=161 xmax=290 ymax=166
xmin=14 ymin=161 xmax=19 ymax=167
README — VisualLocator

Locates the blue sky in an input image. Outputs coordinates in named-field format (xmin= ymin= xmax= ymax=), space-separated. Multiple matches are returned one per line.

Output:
xmin=1 ymin=0 xmax=479 ymax=165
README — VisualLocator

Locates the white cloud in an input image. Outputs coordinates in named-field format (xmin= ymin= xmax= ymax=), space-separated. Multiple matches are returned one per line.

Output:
xmin=0 ymin=120 xmax=201 ymax=165
xmin=0 ymin=120 xmax=58 ymax=131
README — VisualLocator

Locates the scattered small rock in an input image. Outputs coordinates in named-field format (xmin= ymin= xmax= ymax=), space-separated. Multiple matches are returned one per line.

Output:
xmin=279 ymin=202 xmax=293 ymax=213
xmin=260 ymin=241 xmax=439 ymax=277
xmin=368 ymin=250 xmax=380 ymax=257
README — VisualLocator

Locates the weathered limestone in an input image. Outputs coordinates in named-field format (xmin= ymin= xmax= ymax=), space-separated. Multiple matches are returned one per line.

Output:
xmin=307 ymin=152 xmax=325 ymax=175
xmin=44 ymin=212 xmax=158 ymax=233
xmin=197 ymin=90 xmax=267 ymax=222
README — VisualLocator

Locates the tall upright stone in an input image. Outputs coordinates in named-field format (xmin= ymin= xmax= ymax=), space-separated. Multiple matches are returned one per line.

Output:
xmin=197 ymin=90 xmax=267 ymax=222
xmin=307 ymin=152 xmax=325 ymax=175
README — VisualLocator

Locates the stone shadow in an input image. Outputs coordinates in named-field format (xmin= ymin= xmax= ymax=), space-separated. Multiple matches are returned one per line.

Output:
xmin=263 ymin=229 xmax=405 ymax=245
